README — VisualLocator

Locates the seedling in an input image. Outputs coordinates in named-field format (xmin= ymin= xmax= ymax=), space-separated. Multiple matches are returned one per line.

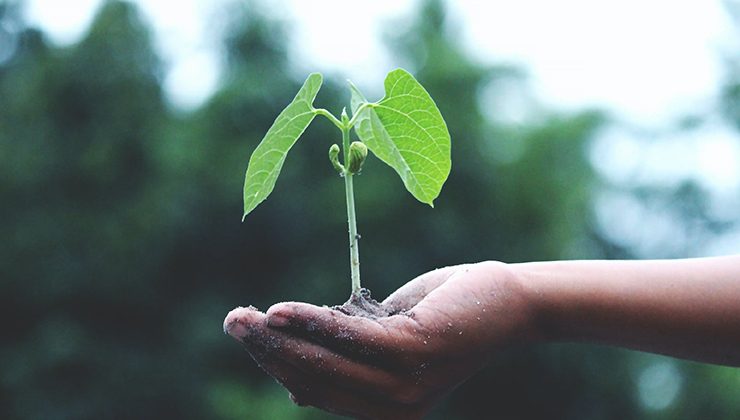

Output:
xmin=242 ymin=69 xmax=451 ymax=308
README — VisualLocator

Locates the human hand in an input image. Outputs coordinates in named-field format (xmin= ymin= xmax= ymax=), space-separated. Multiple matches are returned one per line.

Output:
xmin=224 ymin=261 xmax=535 ymax=419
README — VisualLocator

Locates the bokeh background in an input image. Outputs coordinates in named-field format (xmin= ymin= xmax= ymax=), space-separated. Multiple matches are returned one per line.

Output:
xmin=1 ymin=0 xmax=739 ymax=418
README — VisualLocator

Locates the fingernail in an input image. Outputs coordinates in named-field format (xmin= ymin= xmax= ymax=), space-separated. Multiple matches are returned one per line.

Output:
xmin=267 ymin=313 xmax=290 ymax=328
xmin=225 ymin=321 xmax=248 ymax=339
xmin=223 ymin=307 xmax=254 ymax=339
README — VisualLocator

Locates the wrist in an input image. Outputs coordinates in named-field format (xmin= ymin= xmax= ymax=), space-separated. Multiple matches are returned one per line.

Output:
xmin=504 ymin=262 xmax=555 ymax=344
xmin=475 ymin=261 xmax=544 ymax=346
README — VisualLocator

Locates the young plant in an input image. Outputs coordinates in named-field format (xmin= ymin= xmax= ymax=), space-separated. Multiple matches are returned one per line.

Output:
xmin=242 ymin=68 xmax=451 ymax=302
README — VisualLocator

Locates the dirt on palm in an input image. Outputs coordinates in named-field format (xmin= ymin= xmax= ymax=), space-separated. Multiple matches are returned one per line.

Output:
xmin=332 ymin=288 xmax=394 ymax=318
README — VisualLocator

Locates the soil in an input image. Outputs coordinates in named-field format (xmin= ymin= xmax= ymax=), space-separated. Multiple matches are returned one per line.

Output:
xmin=332 ymin=288 xmax=393 ymax=319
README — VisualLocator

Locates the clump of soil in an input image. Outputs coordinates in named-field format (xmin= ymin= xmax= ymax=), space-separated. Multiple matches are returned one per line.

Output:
xmin=332 ymin=288 xmax=392 ymax=319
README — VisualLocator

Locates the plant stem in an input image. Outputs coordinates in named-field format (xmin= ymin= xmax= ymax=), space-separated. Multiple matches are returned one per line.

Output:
xmin=346 ymin=102 xmax=374 ymax=127
xmin=313 ymin=108 xmax=344 ymax=130
xmin=341 ymin=125 xmax=361 ymax=297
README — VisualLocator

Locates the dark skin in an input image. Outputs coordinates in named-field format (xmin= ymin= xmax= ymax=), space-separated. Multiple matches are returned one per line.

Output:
xmin=224 ymin=256 xmax=740 ymax=419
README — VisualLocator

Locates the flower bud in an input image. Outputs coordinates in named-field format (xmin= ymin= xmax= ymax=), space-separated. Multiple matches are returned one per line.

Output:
xmin=347 ymin=141 xmax=368 ymax=174
xmin=328 ymin=143 xmax=344 ymax=173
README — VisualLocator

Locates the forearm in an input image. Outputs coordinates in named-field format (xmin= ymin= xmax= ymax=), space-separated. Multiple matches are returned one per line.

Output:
xmin=511 ymin=256 xmax=740 ymax=366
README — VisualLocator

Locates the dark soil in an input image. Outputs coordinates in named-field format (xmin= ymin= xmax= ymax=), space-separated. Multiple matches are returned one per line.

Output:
xmin=332 ymin=288 xmax=392 ymax=319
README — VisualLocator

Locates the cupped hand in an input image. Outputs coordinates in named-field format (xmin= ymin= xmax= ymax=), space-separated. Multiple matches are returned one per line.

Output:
xmin=223 ymin=261 xmax=535 ymax=419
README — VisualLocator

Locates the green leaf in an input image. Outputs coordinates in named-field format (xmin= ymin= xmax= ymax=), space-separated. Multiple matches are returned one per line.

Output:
xmin=350 ymin=69 xmax=451 ymax=206
xmin=242 ymin=73 xmax=322 ymax=220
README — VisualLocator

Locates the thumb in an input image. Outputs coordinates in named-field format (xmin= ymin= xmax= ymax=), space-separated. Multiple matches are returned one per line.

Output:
xmin=382 ymin=265 xmax=465 ymax=313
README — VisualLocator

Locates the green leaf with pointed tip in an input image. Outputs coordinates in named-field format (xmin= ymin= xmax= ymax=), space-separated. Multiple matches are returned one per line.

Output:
xmin=350 ymin=69 xmax=451 ymax=206
xmin=242 ymin=73 xmax=322 ymax=220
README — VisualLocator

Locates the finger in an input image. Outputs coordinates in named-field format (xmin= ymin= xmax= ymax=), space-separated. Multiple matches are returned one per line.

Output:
xmin=265 ymin=302 xmax=429 ymax=364
xmin=255 ymin=353 xmax=426 ymax=420
xmin=224 ymin=306 xmax=265 ymax=342
xmin=226 ymin=305 xmax=409 ymax=398
xmin=410 ymin=269 xmax=483 ymax=337
xmin=409 ymin=264 xmax=522 ymax=351
xmin=250 ymin=350 xmax=354 ymax=417
xmin=382 ymin=265 xmax=465 ymax=313
xmin=226 ymin=307 xmax=433 ymax=417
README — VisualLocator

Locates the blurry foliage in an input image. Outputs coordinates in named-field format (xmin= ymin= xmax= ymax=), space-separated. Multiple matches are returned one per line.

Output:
xmin=723 ymin=65 xmax=740 ymax=130
xmin=0 ymin=0 xmax=738 ymax=419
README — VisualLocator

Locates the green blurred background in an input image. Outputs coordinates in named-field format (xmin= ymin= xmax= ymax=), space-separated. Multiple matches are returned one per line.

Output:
xmin=1 ymin=0 xmax=739 ymax=418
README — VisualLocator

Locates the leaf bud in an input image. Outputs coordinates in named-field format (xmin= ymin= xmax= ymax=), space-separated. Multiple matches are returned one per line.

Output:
xmin=347 ymin=141 xmax=368 ymax=174
xmin=328 ymin=144 xmax=344 ymax=173
xmin=341 ymin=107 xmax=350 ymax=125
